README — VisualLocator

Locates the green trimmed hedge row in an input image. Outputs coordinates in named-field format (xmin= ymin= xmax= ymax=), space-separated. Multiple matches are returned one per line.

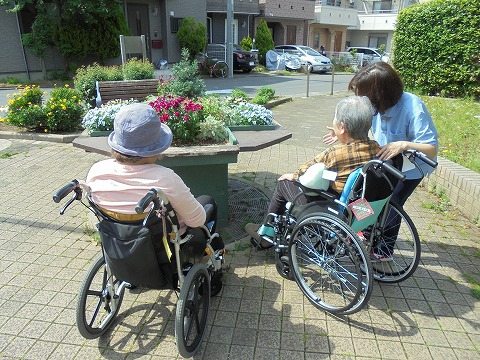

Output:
xmin=393 ymin=0 xmax=479 ymax=98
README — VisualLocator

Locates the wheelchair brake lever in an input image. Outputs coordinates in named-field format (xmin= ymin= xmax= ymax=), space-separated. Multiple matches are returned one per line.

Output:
xmin=60 ymin=193 xmax=77 ymax=215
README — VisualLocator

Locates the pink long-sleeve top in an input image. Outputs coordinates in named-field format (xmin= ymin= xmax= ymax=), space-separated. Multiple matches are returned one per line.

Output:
xmin=86 ymin=159 xmax=206 ymax=234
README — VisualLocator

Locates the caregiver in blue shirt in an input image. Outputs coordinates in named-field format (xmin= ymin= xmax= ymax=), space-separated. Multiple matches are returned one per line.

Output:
xmin=325 ymin=61 xmax=438 ymax=207
xmin=324 ymin=62 xmax=438 ymax=259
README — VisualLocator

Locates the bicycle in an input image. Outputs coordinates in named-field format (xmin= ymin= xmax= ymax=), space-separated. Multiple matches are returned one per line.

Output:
xmin=195 ymin=52 xmax=228 ymax=78
xmin=252 ymin=150 xmax=437 ymax=315
xmin=53 ymin=181 xmax=225 ymax=358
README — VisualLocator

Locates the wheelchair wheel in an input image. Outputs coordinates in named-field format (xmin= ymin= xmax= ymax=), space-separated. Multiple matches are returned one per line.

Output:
xmin=370 ymin=201 xmax=421 ymax=283
xmin=76 ymin=254 xmax=125 ymax=339
xmin=212 ymin=61 xmax=228 ymax=78
xmin=175 ymin=264 xmax=210 ymax=358
xmin=289 ymin=213 xmax=373 ymax=315
xmin=275 ymin=249 xmax=294 ymax=281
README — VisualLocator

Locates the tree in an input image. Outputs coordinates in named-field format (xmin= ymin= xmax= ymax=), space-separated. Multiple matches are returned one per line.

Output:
xmin=177 ymin=17 xmax=207 ymax=59
xmin=0 ymin=0 xmax=130 ymax=75
xmin=254 ymin=20 xmax=274 ymax=66
xmin=393 ymin=0 xmax=480 ymax=98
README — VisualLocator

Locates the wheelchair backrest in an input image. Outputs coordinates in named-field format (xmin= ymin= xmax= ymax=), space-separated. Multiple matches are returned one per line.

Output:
xmin=341 ymin=155 xmax=403 ymax=232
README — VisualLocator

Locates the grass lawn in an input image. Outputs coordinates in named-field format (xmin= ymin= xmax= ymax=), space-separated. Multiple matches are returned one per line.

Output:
xmin=421 ymin=95 xmax=480 ymax=173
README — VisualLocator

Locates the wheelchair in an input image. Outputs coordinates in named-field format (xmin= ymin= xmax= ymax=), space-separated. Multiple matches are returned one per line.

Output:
xmin=53 ymin=181 xmax=225 ymax=358
xmin=254 ymin=150 xmax=437 ymax=315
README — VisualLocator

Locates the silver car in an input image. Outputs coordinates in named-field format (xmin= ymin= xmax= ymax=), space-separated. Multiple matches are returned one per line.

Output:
xmin=274 ymin=45 xmax=332 ymax=73
xmin=346 ymin=47 xmax=390 ymax=64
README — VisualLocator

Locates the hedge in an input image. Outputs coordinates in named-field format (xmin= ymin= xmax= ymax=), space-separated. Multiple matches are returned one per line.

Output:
xmin=393 ymin=0 xmax=480 ymax=98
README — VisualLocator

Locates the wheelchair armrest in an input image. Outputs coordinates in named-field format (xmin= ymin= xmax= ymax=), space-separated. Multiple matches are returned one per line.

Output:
xmin=293 ymin=181 xmax=337 ymax=201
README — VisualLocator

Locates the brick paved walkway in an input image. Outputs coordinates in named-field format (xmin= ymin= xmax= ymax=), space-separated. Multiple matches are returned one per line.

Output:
xmin=0 ymin=94 xmax=478 ymax=359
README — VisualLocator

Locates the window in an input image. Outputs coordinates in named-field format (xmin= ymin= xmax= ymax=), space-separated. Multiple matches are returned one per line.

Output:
xmin=368 ymin=34 xmax=387 ymax=48
xmin=373 ymin=0 xmax=392 ymax=12
xmin=314 ymin=32 xmax=320 ymax=49
xmin=170 ymin=17 xmax=183 ymax=33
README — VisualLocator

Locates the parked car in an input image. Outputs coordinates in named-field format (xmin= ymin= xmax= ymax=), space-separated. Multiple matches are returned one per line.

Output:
xmin=206 ymin=43 xmax=258 ymax=73
xmin=346 ymin=47 xmax=390 ymax=64
xmin=274 ymin=45 xmax=332 ymax=73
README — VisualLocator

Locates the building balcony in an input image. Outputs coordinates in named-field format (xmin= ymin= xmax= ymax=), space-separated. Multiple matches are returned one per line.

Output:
xmin=207 ymin=0 xmax=260 ymax=14
xmin=259 ymin=0 xmax=315 ymax=20
xmin=356 ymin=12 xmax=398 ymax=31
xmin=314 ymin=1 xmax=358 ymax=27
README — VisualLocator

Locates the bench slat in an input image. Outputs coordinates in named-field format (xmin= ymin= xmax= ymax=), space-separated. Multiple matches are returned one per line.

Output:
xmin=96 ymin=79 xmax=160 ymax=107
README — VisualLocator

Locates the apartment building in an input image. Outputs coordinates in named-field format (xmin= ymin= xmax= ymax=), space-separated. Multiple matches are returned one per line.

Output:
xmin=0 ymin=0 xmax=419 ymax=79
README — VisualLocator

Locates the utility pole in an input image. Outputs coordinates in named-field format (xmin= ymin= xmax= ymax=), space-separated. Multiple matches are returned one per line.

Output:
xmin=226 ymin=0 xmax=234 ymax=78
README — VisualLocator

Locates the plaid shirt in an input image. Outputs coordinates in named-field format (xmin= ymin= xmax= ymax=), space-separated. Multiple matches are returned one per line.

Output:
xmin=294 ymin=139 xmax=380 ymax=194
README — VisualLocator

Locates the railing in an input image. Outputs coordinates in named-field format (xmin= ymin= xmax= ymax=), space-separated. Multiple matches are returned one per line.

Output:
xmin=315 ymin=0 xmax=355 ymax=8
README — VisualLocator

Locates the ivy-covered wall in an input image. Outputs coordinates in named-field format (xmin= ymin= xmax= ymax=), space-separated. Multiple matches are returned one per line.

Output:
xmin=393 ymin=0 xmax=479 ymax=99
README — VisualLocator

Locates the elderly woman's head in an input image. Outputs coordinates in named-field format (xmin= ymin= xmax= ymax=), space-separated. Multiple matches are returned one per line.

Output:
xmin=348 ymin=62 xmax=404 ymax=114
xmin=333 ymin=95 xmax=374 ymax=140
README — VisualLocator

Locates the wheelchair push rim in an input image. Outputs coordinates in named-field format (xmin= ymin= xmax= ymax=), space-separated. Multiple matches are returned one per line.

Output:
xmin=175 ymin=263 xmax=210 ymax=358
xmin=76 ymin=254 xmax=126 ymax=339
xmin=289 ymin=213 xmax=373 ymax=315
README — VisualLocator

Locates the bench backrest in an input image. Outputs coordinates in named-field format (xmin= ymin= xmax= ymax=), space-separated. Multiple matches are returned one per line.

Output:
xmin=95 ymin=79 xmax=159 ymax=107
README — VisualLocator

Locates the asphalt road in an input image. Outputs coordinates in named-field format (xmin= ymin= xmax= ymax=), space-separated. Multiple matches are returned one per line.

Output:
xmin=0 ymin=71 xmax=354 ymax=108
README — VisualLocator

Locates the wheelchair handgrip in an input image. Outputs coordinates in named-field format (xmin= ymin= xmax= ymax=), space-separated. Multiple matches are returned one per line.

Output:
xmin=414 ymin=151 xmax=437 ymax=168
xmin=135 ymin=189 xmax=157 ymax=214
xmin=53 ymin=179 xmax=79 ymax=203
xmin=382 ymin=162 xmax=406 ymax=181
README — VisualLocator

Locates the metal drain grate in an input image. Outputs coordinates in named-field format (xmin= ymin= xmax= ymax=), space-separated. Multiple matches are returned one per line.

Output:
xmin=223 ymin=179 xmax=270 ymax=243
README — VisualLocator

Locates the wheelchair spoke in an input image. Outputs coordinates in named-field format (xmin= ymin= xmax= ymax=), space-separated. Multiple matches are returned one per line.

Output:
xmin=289 ymin=214 xmax=373 ymax=315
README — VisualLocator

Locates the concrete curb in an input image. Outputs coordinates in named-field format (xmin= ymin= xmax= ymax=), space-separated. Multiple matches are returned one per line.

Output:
xmin=0 ymin=130 xmax=81 ymax=143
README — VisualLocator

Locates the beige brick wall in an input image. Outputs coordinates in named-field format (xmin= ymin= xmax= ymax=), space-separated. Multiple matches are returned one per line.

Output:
xmin=422 ymin=157 xmax=480 ymax=222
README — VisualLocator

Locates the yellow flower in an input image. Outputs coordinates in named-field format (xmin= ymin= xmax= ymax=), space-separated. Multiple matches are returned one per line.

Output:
xmin=64 ymin=84 xmax=69 ymax=88
xmin=28 ymin=102 xmax=32 ymax=105
xmin=61 ymin=105 xmax=66 ymax=110
xmin=0 ymin=117 xmax=4 ymax=123
xmin=51 ymin=105 xmax=55 ymax=109
xmin=44 ymin=128 xmax=48 ymax=133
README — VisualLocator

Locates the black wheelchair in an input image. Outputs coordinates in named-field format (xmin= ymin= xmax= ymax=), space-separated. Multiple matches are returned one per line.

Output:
xmin=53 ymin=181 xmax=225 ymax=358
xmin=253 ymin=150 xmax=437 ymax=315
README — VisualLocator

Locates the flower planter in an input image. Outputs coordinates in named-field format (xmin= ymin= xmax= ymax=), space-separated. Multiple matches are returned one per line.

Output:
xmin=89 ymin=130 xmax=112 ymax=137
xmin=228 ymin=124 xmax=275 ymax=131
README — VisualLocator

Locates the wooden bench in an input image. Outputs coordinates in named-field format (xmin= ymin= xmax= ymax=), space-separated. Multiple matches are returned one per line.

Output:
xmin=95 ymin=79 xmax=159 ymax=107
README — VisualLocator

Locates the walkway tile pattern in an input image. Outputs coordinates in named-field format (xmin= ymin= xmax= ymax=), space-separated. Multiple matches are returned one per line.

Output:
xmin=0 ymin=94 xmax=479 ymax=359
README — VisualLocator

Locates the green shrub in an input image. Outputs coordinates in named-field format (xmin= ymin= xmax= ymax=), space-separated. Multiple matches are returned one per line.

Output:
xmin=177 ymin=17 xmax=207 ymax=59
xmin=122 ymin=58 xmax=154 ymax=80
xmin=251 ymin=86 xmax=275 ymax=105
xmin=158 ymin=48 xmax=206 ymax=98
xmin=255 ymin=20 xmax=274 ymax=65
xmin=5 ymin=85 xmax=85 ymax=132
xmin=43 ymin=86 xmax=84 ymax=132
xmin=74 ymin=63 xmax=122 ymax=107
xmin=230 ymin=88 xmax=249 ymax=102
xmin=393 ymin=0 xmax=480 ymax=98
xmin=240 ymin=36 xmax=253 ymax=51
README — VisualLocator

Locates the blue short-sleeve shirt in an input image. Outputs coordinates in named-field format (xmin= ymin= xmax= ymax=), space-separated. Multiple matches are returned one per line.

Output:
xmin=371 ymin=92 xmax=438 ymax=179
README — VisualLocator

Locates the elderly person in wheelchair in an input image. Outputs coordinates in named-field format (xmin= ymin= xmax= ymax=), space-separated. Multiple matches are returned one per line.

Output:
xmin=87 ymin=103 xmax=225 ymax=285
xmin=246 ymin=95 xmax=379 ymax=249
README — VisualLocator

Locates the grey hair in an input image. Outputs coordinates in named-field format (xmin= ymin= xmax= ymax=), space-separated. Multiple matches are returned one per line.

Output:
xmin=333 ymin=96 xmax=374 ymax=140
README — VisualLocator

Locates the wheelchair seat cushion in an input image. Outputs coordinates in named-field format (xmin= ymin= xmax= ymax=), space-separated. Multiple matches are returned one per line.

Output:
xmin=98 ymin=219 xmax=171 ymax=289
xmin=292 ymin=200 xmax=348 ymax=223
